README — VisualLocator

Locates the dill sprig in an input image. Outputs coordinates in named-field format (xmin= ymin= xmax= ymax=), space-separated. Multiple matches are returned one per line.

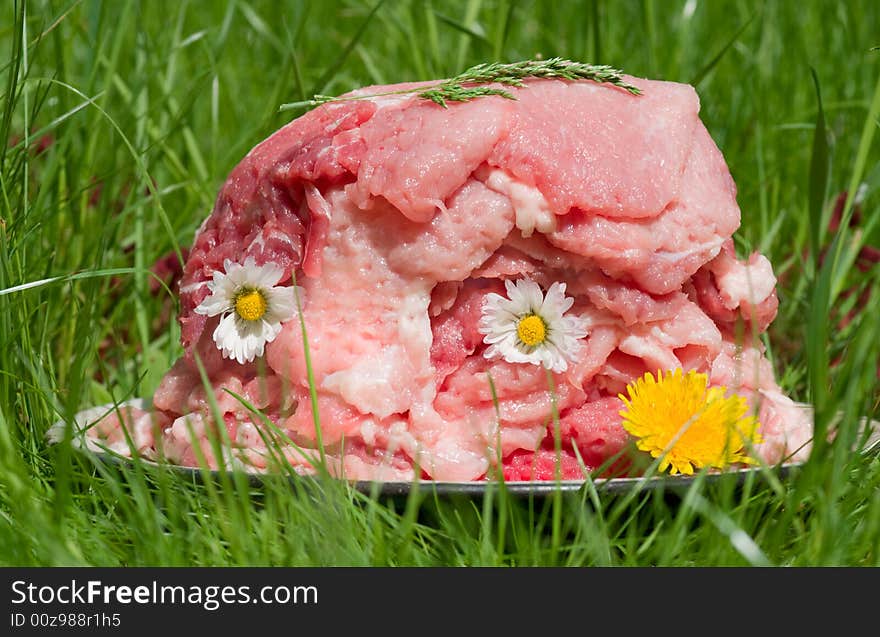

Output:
xmin=280 ymin=57 xmax=641 ymax=111
xmin=420 ymin=58 xmax=642 ymax=106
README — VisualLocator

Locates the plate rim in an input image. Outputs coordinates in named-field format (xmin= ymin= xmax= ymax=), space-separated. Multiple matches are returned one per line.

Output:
xmin=59 ymin=441 xmax=805 ymax=499
xmin=50 ymin=397 xmax=879 ymax=498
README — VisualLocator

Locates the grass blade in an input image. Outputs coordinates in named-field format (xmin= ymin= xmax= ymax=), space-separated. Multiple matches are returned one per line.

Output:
xmin=433 ymin=11 xmax=492 ymax=48
xmin=808 ymin=67 xmax=830 ymax=261
xmin=690 ymin=13 xmax=756 ymax=87
xmin=313 ymin=0 xmax=386 ymax=95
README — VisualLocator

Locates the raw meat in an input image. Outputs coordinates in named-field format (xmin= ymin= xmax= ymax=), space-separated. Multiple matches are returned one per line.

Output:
xmin=84 ymin=74 xmax=813 ymax=481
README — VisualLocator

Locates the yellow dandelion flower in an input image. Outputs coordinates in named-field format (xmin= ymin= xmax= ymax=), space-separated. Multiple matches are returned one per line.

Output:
xmin=618 ymin=369 xmax=762 ymax=476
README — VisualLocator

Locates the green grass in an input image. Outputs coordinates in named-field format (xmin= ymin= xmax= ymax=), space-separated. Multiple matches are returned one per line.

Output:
xmin=2 ymin=0 xmax=879 ymax=566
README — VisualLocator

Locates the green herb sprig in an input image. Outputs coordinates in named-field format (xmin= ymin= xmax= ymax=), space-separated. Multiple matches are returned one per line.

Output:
xmin=280 ymin=57 xmax=641 ymax=112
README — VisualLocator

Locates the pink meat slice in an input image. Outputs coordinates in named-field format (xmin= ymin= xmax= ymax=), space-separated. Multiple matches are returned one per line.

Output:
xmin=547 ymin=122 xmax=740 ymax=294
xmin=346 ymin=96 xmax=515 ymax=222
xmin=489 ymin=77 xmax=699 ymax=219
xmin=689 ymin=239 xmax=779 ymax=333
xmin=177 ymin=100 xmax=376 ymax=348
xmin=176 ymin=76 xmax=722 ymax=350
xmin=97 ymin=74 xmax=812 ymax=480
xmin=265 ymin=189 xmax=436 ymax=419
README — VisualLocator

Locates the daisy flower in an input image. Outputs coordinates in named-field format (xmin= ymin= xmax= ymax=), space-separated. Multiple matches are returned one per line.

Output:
xmin=478 ymin=278 xmax=588 ymax=373
xmin=619 ymin=368 xmax=763 ymax=475
xmin=194 ymin=257 xmax=300 ymax=364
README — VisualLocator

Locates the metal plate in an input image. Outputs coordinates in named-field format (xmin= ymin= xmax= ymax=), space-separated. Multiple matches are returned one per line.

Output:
xmin=49 ymin=399 xmax=823 ymax=498
xmin=67 ymin=450 xmax=807 ymax=499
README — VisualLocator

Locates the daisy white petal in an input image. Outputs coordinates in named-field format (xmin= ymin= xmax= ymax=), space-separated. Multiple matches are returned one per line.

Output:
xmin=542 ymin=281 xmax=574 ymax=317
xmin=503 ymin=279 xmax=522 ymax=301
xmin=516 ymin=279 xmax=544 ymax=312
xmin=482 ymin=330 xmax=515 ymax=345
xmin=252 ymin=261 xmax=285 ymax=288
xmin=195 ymin=294 xmax=231 ymax=317
xmin=561 ymin=314 xmax=589 ymax=340
xmin=263 ymin=285 xmax=299 ymax=322
xmin=213 ymin=314 xmax=241 ymax=360
xmin=210 ymin=268 xmax=228 ymax=288
xmin=479 ymin=278 xmax=588 ymax=373
xmin=224 ymin=259 xmax=253 ymax=287
xmin=197 ymin=259 xmax=302 ymax=364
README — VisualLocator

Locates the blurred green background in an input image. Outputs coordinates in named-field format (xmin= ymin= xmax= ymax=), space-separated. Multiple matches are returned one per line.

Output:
xmin=1 ymin=0 xmax=878 ymax=566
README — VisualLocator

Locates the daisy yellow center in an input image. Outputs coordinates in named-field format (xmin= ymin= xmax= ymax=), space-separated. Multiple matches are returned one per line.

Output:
xmin=618 ymin=369 xmax=763 ymax=476
xmin=516 ymin=314 xmax=546 ymax=346
xmin=235 ymin=289 xmax=267 ymax=322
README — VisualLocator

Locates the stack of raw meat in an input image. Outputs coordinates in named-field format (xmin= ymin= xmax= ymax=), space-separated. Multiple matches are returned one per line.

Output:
xmin=83 ymin=75 xmax=813 ymax=481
